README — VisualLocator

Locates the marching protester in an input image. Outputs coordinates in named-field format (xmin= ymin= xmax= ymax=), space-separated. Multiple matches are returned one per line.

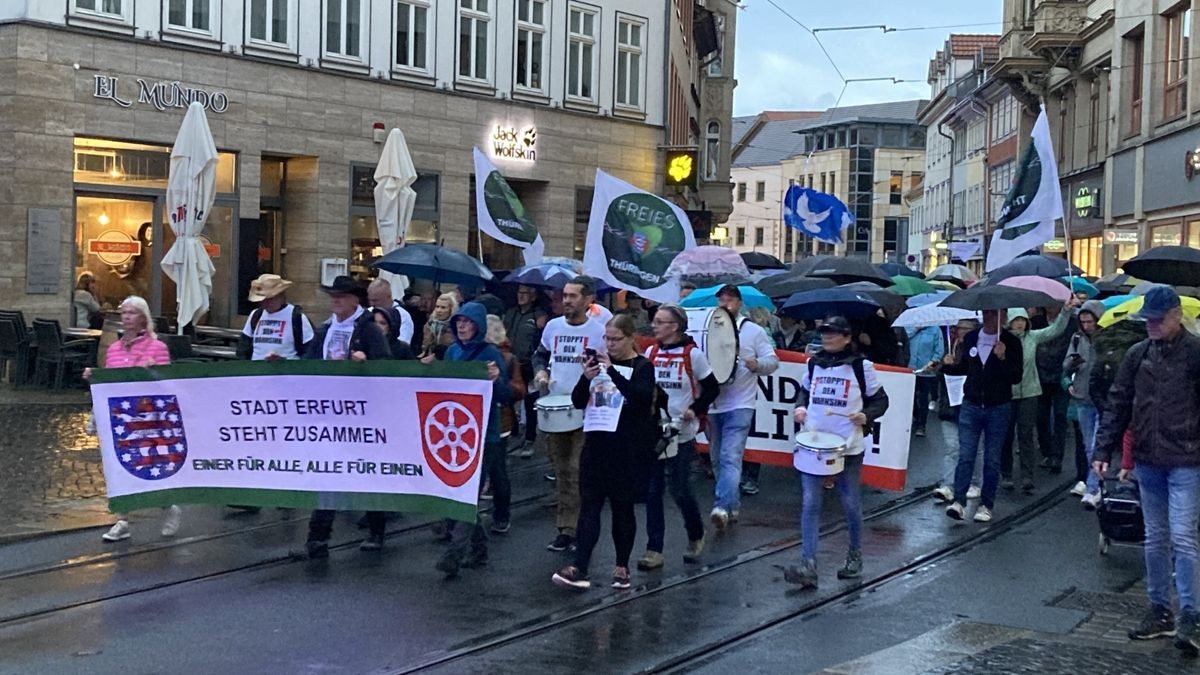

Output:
xmin=1062 ymin=300 xmax=1106 ymax=507
xmin=552 ymin=315 xmax=657 ymax=590
xmin=740 ymin=306 xmax=778 ymax=496
xmin=420 ymin=292 xmax=458 ymax=361
xmin=941 ymin=309 xmax=1024 ymax=523
xmin=1093 ymin=286 xmax=1200 ymax=654
xmin=1035 ymin=303 xmax=1077 ymax=473
xmin=785 ymin=316 xmax=889 ymax=588
xmin=503 ymin=285 xmax=548 ymax=457
xmin=303 ymin=276 xmax=391 ymax=558
xmin=708 ymin=285 xmax=779 ymax=530
xmin=1000 ymin=303 xmax=1071 ymax=493
xmin=906 ymin=324 xmax=944 ymax=438
xmin=932 ymin=318 xmax=982 ymax=504
xmin=533 ymin=277 xmax=608 ymax=553
xmin=84 ymin=296 xmax=180 ymax=542
xmin=488 ymin=315 xmax=527 ymax=471
xmin=435 ymin=303 xmax=510 ymax=578
xmin=367 ymin=278 xmax=415 ymax=347
xmin=371 ymin=307 xmax=415 ymax=360
xmin=238 ymin=274 xmax=314 ymax=361
xmin=639 ymin=304 xmax=720 ymax=570
xmin=774 ymin=315 xmax=809 ymax=352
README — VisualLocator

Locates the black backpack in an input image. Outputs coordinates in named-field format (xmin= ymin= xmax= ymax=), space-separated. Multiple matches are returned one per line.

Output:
xmin=245 ymin=304 xmax=309 ymax=359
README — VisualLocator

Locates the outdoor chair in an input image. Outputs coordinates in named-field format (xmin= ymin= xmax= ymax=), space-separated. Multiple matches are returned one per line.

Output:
xmin=0 ymin=316 xmax=34 ymax=386
xmin=160 ymin=334 xmax=208 ymax=364
xmin=31 ymin=319 xmax=92 ymax=389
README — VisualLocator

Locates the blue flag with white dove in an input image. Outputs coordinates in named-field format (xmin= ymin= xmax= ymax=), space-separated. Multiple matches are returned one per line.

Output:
xmin=782 ymin=186 xmax=853 ymax=245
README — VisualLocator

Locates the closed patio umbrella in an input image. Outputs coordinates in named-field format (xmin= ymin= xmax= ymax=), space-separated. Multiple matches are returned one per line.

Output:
xmin=162 ymin=102 xmax=218 ymax=331
xmin=374 ymin=128 xmax=418 ymax=299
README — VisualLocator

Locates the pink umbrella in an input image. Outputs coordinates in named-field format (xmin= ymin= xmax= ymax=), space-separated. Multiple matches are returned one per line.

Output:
xmin=997 ymin=275 xmax=1070 ymax=302
xmin=665 ymin=245 xmax=751 ymax=282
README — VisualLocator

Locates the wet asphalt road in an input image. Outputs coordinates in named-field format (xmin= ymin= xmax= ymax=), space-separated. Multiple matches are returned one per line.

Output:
xmin=0 ymin=404 xmax=1171 ymax=674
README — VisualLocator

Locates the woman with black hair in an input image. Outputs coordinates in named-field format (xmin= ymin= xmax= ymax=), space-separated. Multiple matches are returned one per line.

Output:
xmin=370 ymin=306 xmax=414 ymax=360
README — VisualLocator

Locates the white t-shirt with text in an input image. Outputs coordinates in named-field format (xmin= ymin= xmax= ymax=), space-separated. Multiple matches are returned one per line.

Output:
xmin=540 ymin=316 xmax=608 ymax=397
xmin=645 ymin=343 xmax=713 ymax=441
xmin=241 ymin=304 xmax=315 ymax=361
xmin=322 ymin=307 xmax=364 ymax=361
xmin=799 ymin=359 xmax=882 ymax=456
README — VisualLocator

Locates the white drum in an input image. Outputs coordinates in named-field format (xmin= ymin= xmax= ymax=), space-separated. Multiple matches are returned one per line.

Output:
xmin=793 ymin=430 xmax=847 ymax=476
xmin=536 ymin=395 xmax=583 ymax=433
xmin=684 ymin=307 xmax=739 ymax=384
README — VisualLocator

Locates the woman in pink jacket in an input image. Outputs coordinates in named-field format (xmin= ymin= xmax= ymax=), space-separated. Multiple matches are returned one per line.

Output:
xmin=83 ymin=296 xmax=180 ymax=542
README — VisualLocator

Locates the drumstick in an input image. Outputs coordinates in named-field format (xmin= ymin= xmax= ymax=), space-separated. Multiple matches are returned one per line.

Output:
xmin=823 ymin=409 xmax=852 ymax=418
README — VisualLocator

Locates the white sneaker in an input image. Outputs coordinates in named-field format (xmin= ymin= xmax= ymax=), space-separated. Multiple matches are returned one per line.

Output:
xmin=966 ymin=486 xmax=982 ymax=500
xmin=710 ymin=508 xmax=729 ymax=531
xmin=945 ymin=503 xmax=965 ymax=521
xmin=161 ymin=505 xmax=182 ymax=537
xmin=1069 ymin=481 xmax=1087 ymax=497
xmin=973 ymin=505 xmax=993 ymax=523
xmin=932 ymin=486 xmax=954 ymax=503
xmin=1081 ymin=492 xmax=1102 ymax=511
xmin=102 ymin=520 xmax=130 ymax=541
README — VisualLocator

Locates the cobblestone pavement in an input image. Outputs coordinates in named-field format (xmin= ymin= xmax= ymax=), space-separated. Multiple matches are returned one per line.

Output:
xmin=0 ymin=387 xmax=110 ymax=541
xmin=925 ymin=635 xmax=1186 ymax=674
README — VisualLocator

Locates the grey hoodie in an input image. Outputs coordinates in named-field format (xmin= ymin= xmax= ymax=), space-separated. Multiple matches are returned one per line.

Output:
xmin=1063 ymin=299 xmax=1106 ymax=401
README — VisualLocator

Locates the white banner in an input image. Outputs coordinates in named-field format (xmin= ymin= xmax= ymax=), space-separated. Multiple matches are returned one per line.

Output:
xmin=473 ymin=148 xmax=545 ymax=266
xmin=698 ymin=351 xmax=916 ymax=491
xmin=583 ymin=169 xmax=695 ymax=304
xmin=91 ymin=364 xmax=493 ymax=521
xmin=986 ymin=105 xmax=1063 ymax=272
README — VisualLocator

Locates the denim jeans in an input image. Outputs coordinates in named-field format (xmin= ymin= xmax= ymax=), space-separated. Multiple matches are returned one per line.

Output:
xmin=800 ymin=454 xmax=863 ymax=562
xmin=955 ymin=402 xmax=1012 ymax=509
xmin=646 ymin=440 xmax=705 ymax=552
xmin=1076 ymin=404 xmax=1101 ymax=496
xmin=1136 ymin=463 xmax=1200 ymax=613
xmin=707 ymin=408 xmax=755 ymax=513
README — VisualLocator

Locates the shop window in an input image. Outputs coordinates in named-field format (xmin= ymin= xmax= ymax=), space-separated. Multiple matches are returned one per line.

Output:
xmin=167 ymin=0 xmax=214 ymax=34
xmin=515 ymin=0 xmax=548 ymax=92
xmin=1164 ymin=6 xmax=1191 ymax=120
xmin=249 ymin=0 xmax=292 ymax=48
xmin=73 ymin=138 xmax=236 ymax=193
xmin=573 ymin=186 xmax=592 ymax=259
xmin=1151 ymin=223 xmax=1183 ymax=248
xmin=395 ymin=0 xmax=433 ymax=73
xmin=459 ymin=0 xmax=494 ymax=83
xmin=349 ymin=165 xmax=439 ymax=281
xmin=567 ymin=3 xmax=598 ymax=102
xmin=1190 ymin=220 xmax=1200 ymax=250
xmin=325 ymin=0 xmax=368 ymax=61
xmin=615 ymin=14 xmax=646 ymax=110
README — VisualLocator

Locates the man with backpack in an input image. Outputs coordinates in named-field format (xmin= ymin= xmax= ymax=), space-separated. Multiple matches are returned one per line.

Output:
xmin=239 ymin=274 xmax=314 ymax=361
xmin=1062 ymin=300 xmax=1106 ymax=508
xmin=1094 ymin=286 xmax=1200 ymax=655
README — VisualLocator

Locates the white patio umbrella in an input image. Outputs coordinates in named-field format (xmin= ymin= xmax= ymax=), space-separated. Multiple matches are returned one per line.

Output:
xmin=162 ymin=101 xmax=218 ymax=331
xmin=374 ymin=128 xmax=418 ymax=299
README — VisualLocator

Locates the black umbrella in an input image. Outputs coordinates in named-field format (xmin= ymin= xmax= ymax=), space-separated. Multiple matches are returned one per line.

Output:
xmin=754 ymin=271 xmax=836 ymax=300
xmin=879 ymin=262 xmax=922 ymax=278
xmin=987 ymin=254 xmax=1084 ymax=282
xmin=1121 ymin=246 xmax=1200 ymax=287
xmin=1094 ymin=272 xmax=1139 ymax=295
xmin=740 ymin=251 xmax=786 ymax=271
xmin=838 ymin=282 xmax=907 ymax=318
xmin=780 ymin=288 xmax=882 ymax=321
xmin=794 ymin=255 xmax=893 ymax=286
xmin=373 ymin=244 xmax=494 ymax=286
xmin=940 ymin=284 xmax=1061 ymax=311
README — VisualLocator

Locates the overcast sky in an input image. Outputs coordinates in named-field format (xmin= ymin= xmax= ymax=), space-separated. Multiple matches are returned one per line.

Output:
xmin=732 ymin=0 xmax=1002 ymax=116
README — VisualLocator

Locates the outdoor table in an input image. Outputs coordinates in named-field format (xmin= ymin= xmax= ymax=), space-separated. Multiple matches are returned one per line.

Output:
xmin=191 ymin=345 xmax=238 ymax=361
xmin=63 ymin=327 xmax=103 ymax=340
xmin=194 ymin=326 xmax=243 ymax=344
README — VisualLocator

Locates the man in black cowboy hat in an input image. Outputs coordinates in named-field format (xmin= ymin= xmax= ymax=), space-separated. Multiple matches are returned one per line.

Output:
xmin=302 ymin=275 xmax=391 ymax=558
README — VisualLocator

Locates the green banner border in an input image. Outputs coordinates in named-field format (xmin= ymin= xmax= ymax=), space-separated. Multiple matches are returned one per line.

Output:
xmin=90 ymin=359 xmax=488 ymax=384
xmin=110 ymin=488 xmax=478 ymax=522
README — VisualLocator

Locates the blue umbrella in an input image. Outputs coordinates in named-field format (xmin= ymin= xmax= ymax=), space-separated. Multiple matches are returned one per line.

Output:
xmin=373 ymin=244 xmax=493 ymax=286
xmin=906 ymin=290 xmax=953 ymax=308
xmin=1101 ymin=294 xmax=1136 ymax=310
xmin=1063 ymin=276 xmax=1099 ymax=298
xmin=780 ymin=288 xmax=881 ymax=321
xmin=681 ymin=284 xmax=775 ymax=311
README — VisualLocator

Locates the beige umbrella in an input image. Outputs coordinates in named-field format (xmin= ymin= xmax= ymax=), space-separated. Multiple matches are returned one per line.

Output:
xmin=374 ymin=128 xmax=418 ymax=298
xmin=162 ymin=102 xmax=218 ymax=330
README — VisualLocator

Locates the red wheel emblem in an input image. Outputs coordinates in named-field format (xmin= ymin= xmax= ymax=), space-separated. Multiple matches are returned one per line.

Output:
xmin=417 ymin=394 xmax=485 ymax=488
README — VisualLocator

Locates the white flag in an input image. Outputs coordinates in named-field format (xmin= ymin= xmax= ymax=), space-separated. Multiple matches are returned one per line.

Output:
xmin=583 ymin=170 xmax=696 ymax=303
xmin=472 ymin=148 xmax=544 ymax=266
xmin=986 ymin=105 xmax=1063 ymax=272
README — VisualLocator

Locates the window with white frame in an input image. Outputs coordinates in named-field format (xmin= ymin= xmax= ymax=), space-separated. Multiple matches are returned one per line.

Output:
xmin=567 ymin=4 xmax=598 ymax=101
xmin=458 ymin=0 xmax=493 ymax=83
xmin=325 ymin=0 xmax=367 ymax=60
xmin=514 ymin=0 xmax=548 ymax=92
xmin=395 ymin=0 xmax=432 ymax=73
xmin=705 ymin=122 xmax=720 ymax=181
xmin=249 ymin=0 xmax=290 ymax=47
xmin=74 ymin=0 xmax=129 ymax=21
xmin=167 ymin=0 xmax=213 ymax=33
xmin=706 ymin=13 xmax=725 ymax=77
xmin=615 ymin=15 xmax=646 ymax=110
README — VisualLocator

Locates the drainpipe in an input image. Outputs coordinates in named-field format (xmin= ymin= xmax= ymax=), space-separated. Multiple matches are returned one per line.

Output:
xmin=937 ymin=120 xmax=955 ymax=263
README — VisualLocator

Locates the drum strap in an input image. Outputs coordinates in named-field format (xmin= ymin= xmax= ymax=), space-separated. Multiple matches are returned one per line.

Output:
xmin=808 ymin=357 xmax=868 ymax=400
xmin=649 ymin=343 xmax=698 ymax=397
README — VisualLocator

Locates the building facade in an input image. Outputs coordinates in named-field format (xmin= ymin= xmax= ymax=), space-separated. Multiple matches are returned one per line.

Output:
xmin=0 ymin=0 xmax=735 ymax=326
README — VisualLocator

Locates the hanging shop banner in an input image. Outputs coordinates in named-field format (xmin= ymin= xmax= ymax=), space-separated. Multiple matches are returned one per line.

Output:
xmin=90 ymin=361 xmax=493 ymax=522
xmin=584 ymin=169 xmax=696 ymax=304
xmin=473 ymin=148 xmax=545 ymax=266
xmin=698 ymin=351 xmax=915 ymax=491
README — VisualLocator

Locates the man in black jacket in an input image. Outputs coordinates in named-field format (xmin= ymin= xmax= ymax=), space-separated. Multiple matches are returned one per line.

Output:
xmin=940 ymin=309 xmax=1024 ymax=523
xmin=302 ymin=276 xmax=391 ymax=559
xmin=1093 ymin=286 xmax=1200 ymax=654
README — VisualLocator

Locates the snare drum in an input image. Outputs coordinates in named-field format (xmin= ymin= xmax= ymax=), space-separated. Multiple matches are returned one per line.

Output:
xmin=685 ymin=307 xmax=739 ymax=384
xmin=536 ymin=395 xmax=583 ymax=433
xmin=793 ymin=430 xmax=847 ymax=476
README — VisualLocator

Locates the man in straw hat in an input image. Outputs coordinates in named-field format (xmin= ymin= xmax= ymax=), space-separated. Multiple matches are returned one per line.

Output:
xmin=238 ymin=273 xmax=315 ymax=361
